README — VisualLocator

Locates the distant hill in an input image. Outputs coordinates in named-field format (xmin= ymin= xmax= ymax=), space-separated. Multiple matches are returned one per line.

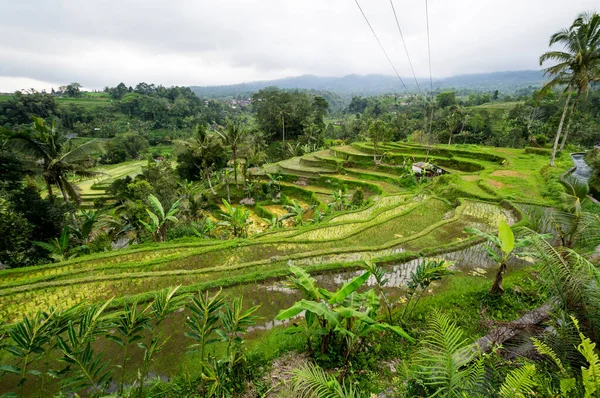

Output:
xmin=190 ymin=70 xmax=544 ymax=98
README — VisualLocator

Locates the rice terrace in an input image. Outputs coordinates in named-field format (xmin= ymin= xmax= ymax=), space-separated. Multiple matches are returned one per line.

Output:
xmin=1 ymin=3 xmax=600 ymax=398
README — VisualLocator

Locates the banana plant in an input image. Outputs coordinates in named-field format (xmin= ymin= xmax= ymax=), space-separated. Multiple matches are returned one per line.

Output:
xmin=185 ymin=289 xmax=225 ymax=361
xmin=283 ymin=199 xmax=314 ymax=227
xmin=465 ymin=221 xmax=536 ymax=295
xmin=33 ymin=227 xmax=71 ymax=262
xmin=140 ymin=194 xmax=180 ymax=242
xmin=277 ymin=265 xmax=412 ymax=361
xmin=265 ymin=173 xmax=282 ymax=197
xmin=329 ymin=189 xmax=350 ymax=212
xmin=363 ymin=261 xmax=394 ymax=324
xmin=219 ymin=199 xmax=251 ymax=238
xmin=192 ymin=217 xmax=216 ymax=238
xmin=69 ymin=209 xmax=103 ymax=245
xmin=262 ymin=215 xmax=283 ymax=230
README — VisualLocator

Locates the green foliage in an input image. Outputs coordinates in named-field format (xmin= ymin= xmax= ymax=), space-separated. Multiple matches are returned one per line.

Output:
xmin=185 ymin=289 xmax=225 ymax=360
xmin=413 ymin=309 xmax=484 ymax=398
xmin=56 ymin=299 xmax=115 ymax=394
xmin=498 ymin=364 xmax=538 ymax=398
xmin=139 ymin=193 xmax=180 ymax=242
xmin=277 ymin=265 xmax=411 ymax=364
xmin=350 ymin=187 xmax=365 ymax=209
xmin=219 ymin=198 xmax=251 ymax=238
xmin=402 ymin=259 xmax=454 ymax=320
xmin=290 ymin=362 xmax=365 ymax=398
xmin=465 ymin=221 xmax=535 ymax=295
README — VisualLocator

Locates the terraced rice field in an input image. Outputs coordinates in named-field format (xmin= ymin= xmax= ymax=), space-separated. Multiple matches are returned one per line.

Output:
xmin=77 ymin=160 xmax=146 ymax=208
xmin=0 ymin=142 xmax=568 ymax=325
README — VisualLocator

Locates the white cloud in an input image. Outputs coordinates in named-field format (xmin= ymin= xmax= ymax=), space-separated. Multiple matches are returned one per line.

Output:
xmin=0 ymin=0 xmax=597 ymax=91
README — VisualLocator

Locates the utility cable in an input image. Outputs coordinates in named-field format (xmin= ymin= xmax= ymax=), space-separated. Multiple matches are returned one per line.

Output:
xmin=389 ymin=0 xmax=422 ymax=95
xmin=354 ymin=0 xmax=411 ymax=95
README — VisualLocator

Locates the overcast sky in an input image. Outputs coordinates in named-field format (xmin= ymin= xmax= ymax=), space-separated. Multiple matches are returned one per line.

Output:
xmin=0 ymin=0 xmax=597 ymax=92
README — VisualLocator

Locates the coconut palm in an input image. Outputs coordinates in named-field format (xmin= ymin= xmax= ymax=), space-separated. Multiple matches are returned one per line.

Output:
xmin=216 ymin=119 xmax=248 ymax=190
xmin=7 ymin=117 xmax=103 ymax=222
xmin=177 ymin=124 xmax=226 ymax=195
xmin=540 ymin=12 xmax=600 ymax=166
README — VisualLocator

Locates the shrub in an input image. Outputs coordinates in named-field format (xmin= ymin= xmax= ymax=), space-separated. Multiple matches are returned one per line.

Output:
xmin=534 ymin=134 xmax=549 ymax=146
xmin=525 ymin=147 xmax=552 ymax=156
xmin=351 ymin=187 xmax=365 ymax=208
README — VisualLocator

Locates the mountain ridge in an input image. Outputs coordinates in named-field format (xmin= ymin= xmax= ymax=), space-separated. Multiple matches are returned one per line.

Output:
xmin=190 ymin=70 xmax=544 ymax=98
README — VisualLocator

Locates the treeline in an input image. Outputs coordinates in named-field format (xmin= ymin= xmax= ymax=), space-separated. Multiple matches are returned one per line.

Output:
xmin=329 ymin=86 xmax=600 ymax=149
xmin=0 ymin=83 xmax=234 ymax=140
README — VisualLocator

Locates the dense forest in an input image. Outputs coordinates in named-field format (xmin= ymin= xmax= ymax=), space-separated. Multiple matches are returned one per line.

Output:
xmin=0 ymin=9 xmax=600 ymax=398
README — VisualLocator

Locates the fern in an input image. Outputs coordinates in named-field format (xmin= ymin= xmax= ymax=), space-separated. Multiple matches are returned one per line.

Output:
xmin=498 ymin=364 xmax=537 ymax=398
xmin=532 ymin=337 xmax=568 ymax=375
xmin=291 ymin=363 xmax=363 ymax=398
xmin=415 ymin=309 xmax=483 ymax=397
xmin=573 ymin=317 xmax=600 ymax=398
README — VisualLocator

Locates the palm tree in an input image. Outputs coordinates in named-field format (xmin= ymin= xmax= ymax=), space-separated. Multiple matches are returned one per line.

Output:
xmin=540 ymin=12 xmax=600 ymax=166
xmin=177 ymin=124 xmax=225 ymax=195
xmin=216 ymin=119 xmax=248 ymax=190
xmin=7 ymin=117 xmax=103 ymax=223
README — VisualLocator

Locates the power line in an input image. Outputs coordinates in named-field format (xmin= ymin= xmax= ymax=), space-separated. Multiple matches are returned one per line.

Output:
xmin=353 ymin=0 xmax=411 ymax=95
xmin=389 ymin=0 xmax=422 ymax=95
xmin=425 ymin=0 xmax=434 ymax=157
xmin=425 ymin=0 xmax=434 ymax=97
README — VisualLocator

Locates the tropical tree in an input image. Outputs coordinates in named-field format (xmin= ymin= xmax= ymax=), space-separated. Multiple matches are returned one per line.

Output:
xmin=7 ymin=117 xmax=103 ymax=223
xmin=367 ymin=119 xmax=391 ymax=162
xmin=540 ymin=11 xmax=600 ymax=166
xmin=139 ymin=194 xmax=180 ymax=242
xmin=216 ymin=119 xmax=248 ymax=190
xmin=176 ymin=124 xmax=227 ymax=195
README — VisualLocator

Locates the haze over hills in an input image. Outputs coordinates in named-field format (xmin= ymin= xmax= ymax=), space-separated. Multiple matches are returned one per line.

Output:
xmin=190 ymin=70 xmax=545 ymax=98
